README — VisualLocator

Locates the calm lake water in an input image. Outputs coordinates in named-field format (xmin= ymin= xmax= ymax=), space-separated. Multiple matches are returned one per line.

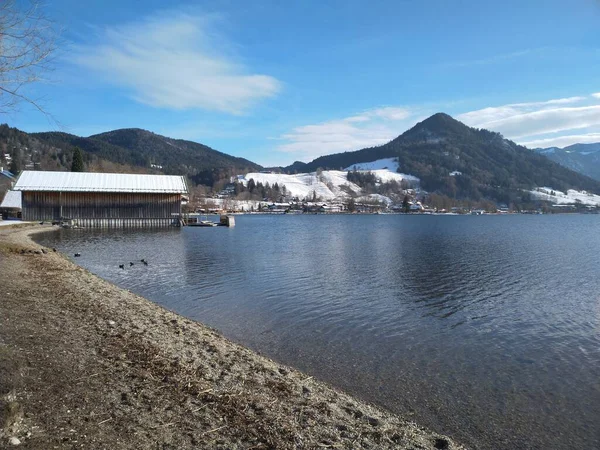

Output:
xmin=37 ymin=215 xmax=600 ymax=449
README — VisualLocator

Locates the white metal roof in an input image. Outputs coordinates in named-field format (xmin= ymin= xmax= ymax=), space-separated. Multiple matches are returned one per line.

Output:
xmin=13 ymin=171 xmax=188 ymax=194
xmin=0 ymin=190 xmax=22 ymax=209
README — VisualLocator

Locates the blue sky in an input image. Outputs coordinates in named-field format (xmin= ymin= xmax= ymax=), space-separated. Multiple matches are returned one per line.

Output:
xmin=6 ymin=0 xmax=600 ymax=166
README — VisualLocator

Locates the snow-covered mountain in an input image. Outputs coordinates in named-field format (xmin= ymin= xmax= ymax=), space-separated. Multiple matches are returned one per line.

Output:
xmin=284 ymin=113 xmax=600 ymax=205
xmin=535 ymin=143 xmax=600 ymax=181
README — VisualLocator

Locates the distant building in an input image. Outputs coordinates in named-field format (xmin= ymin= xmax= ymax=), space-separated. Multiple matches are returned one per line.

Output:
xmin=0 ymin=190 xmax=21 ymax=219
xmin=0 ymin=167 xmax=15 ymax=180
xmin=13 ymin=171 xmax=188 ymax=227
xmin=409 ymin=201 xmax=424 ymax=211
xmin=0 ymin=167 xmax=16 ymax=199
xmin=320 ymin=204 xmax=344 ymax=213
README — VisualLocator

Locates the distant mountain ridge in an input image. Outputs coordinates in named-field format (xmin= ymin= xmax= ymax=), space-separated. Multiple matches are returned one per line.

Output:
xmin=534 ymin=143 xmax=600 ymax=181
xmin=0 ymin=125 xmax=262 ymax=189
xmin=33 ymin=128 xmax=261 ymax=185
xmin=4 ymin=117 xmax=600 ymax=207
xmin=283 ymin=113 xmax=600 ymax=204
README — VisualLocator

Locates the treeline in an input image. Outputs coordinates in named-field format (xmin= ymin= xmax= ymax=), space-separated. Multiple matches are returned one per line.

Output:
xmin=0 ymin=124 xmax=84 ymax=173
xmin=223 ymin=179 xmax=294 ymax=202
xmin=346 ymin=170 xmax=417 ymax=197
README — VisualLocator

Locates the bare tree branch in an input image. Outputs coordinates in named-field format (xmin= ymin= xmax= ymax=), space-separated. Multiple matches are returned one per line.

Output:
xmin=0 ymin=0 xmax=57 ymax=116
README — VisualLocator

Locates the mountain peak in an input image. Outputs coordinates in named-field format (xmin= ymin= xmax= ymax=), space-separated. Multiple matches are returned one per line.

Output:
xmin=403 ymin=113 xmax=470 ymax=140
xmin=423 ymin=112 xmax=455 ymax=122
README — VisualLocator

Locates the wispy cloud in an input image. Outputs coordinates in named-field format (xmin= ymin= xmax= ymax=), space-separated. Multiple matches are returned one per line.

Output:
xmin=593 ymin=93 xmax=600 ymax=99
xmin=458 ymin=94 xmax=600 ymax=144
xmin=440 ymin=49 xmax=538 ymax=68
xmin=276 ymin=107 xmax=417 ymax=162
xmin=460 ymin=105 xmax=600 ymax=139
xmin=457 ymin=96 xmax=586 ymax=130
xmin=521 ymin=133 xmax=600 ymax=149
xmin=70 ymin=11 xmax=281 ymax=114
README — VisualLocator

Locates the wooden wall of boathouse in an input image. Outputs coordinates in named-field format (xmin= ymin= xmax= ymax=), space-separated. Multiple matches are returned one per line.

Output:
xmin=21 ymin=191 xmax=182 ymax=227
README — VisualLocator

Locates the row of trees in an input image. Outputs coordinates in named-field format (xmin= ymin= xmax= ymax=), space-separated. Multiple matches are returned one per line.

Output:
xmin=229 ymin=179 xmax=295 ymax=202
xmin=1 ymin=145 xmax=84 ymax=174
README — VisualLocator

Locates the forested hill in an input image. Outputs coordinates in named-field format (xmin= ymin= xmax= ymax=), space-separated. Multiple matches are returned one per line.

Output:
xmin=0 ymin=125 xmax=132 ymax=174
xmin=32 ymin=128 xmax=261 ymax=185
xmin=284 ymin=113 xmax=600 ymax=203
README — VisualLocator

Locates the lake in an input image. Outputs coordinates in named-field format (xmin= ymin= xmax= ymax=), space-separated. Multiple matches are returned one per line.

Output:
xmin=36 ymin=214 xmax=600 ymax=449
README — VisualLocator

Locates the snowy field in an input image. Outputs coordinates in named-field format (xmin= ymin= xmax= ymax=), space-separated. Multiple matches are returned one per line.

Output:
xmin=369 ymin=169 xmax=419 ymax=184
xmin=529 ymin=187 xmax=600 ymax=206
xmin=344 ymin=158 xmax=400 ymax=172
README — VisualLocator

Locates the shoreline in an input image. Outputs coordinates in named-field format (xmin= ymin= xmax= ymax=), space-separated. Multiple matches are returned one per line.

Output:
xmin=0 ymin=224 xmax=462 ymax=449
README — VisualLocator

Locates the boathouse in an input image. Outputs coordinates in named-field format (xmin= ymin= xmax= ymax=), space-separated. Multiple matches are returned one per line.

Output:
xmin=13 ymin=171 xmax=188 ymax=227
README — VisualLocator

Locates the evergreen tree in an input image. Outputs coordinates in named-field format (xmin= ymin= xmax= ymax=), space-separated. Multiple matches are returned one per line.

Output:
xmin=71 ymin=147 xmax=84 ymax=172
xmin=248 ymin=178 xmax=256 ymax=193
xmin=9 ymin=149 xmax=21 ymax=174
xmin=347 ymin=197 xmax=356 ymax=212
xmin=402 ymin=195 xmax=410 ymax=213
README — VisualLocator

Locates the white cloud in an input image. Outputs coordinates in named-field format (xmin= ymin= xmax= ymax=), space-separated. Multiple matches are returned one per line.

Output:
xmin=369 ymin=107 xmax=412 ymax=121
xmin=457 ymin=97 xmax=586 ymax=130
xmin=593 ymin=93 xmax=600 ymax=99
xmin=470 ymin=105 xmax=600 ymax=139
xmin=70 ymin=11 xmax=281 ymax=114
xmin=276 ymin=107 xmax=416 ymax=162
xmin=521 ymin=133 xmax=600 ymax=149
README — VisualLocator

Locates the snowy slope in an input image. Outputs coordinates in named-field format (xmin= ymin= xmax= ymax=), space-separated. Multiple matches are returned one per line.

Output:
xmin=342 ymin=158 xmax=419 ymax=184
xmin=240 ymin=171 xmax=362 ymax=200
xmin=529 ymin=187 xmax=600 ymax=206
xmin=344 ymin=158 xmax=400 ymax=172
xmin=369 ymin=169 xmax=420 ymax=184
xmin=240 ymin=168 xmax=420 ymax=201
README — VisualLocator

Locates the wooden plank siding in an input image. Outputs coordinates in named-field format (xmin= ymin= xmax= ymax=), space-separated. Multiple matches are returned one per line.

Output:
xmin=22 ymin=191 xmax=182 ymax=227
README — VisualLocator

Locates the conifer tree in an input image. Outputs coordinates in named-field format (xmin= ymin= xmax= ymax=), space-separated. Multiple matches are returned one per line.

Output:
xmin=9 ymin=151 xmax=21 ymax=175
xmin=402 ymin=195 xmax=410 ymax=213
xmin=71 ymin=147 xmax=84 ymax=172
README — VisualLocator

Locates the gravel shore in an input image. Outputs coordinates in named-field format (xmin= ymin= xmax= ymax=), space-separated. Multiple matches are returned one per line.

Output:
xmin=0 ymin=224 xmax=463 ymax=449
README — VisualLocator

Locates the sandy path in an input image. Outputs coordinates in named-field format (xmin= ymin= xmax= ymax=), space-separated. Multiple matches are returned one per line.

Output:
xmin=0 ymin=224 xmax=462 ymax=449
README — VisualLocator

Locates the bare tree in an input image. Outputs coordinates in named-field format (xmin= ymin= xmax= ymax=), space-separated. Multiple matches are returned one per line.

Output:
xmin=0 ymin=0 xmax=56 ymax=115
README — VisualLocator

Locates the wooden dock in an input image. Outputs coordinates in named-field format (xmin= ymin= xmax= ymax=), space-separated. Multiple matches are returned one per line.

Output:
xmin=182 ymin=214 xmax=235 ymax=227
